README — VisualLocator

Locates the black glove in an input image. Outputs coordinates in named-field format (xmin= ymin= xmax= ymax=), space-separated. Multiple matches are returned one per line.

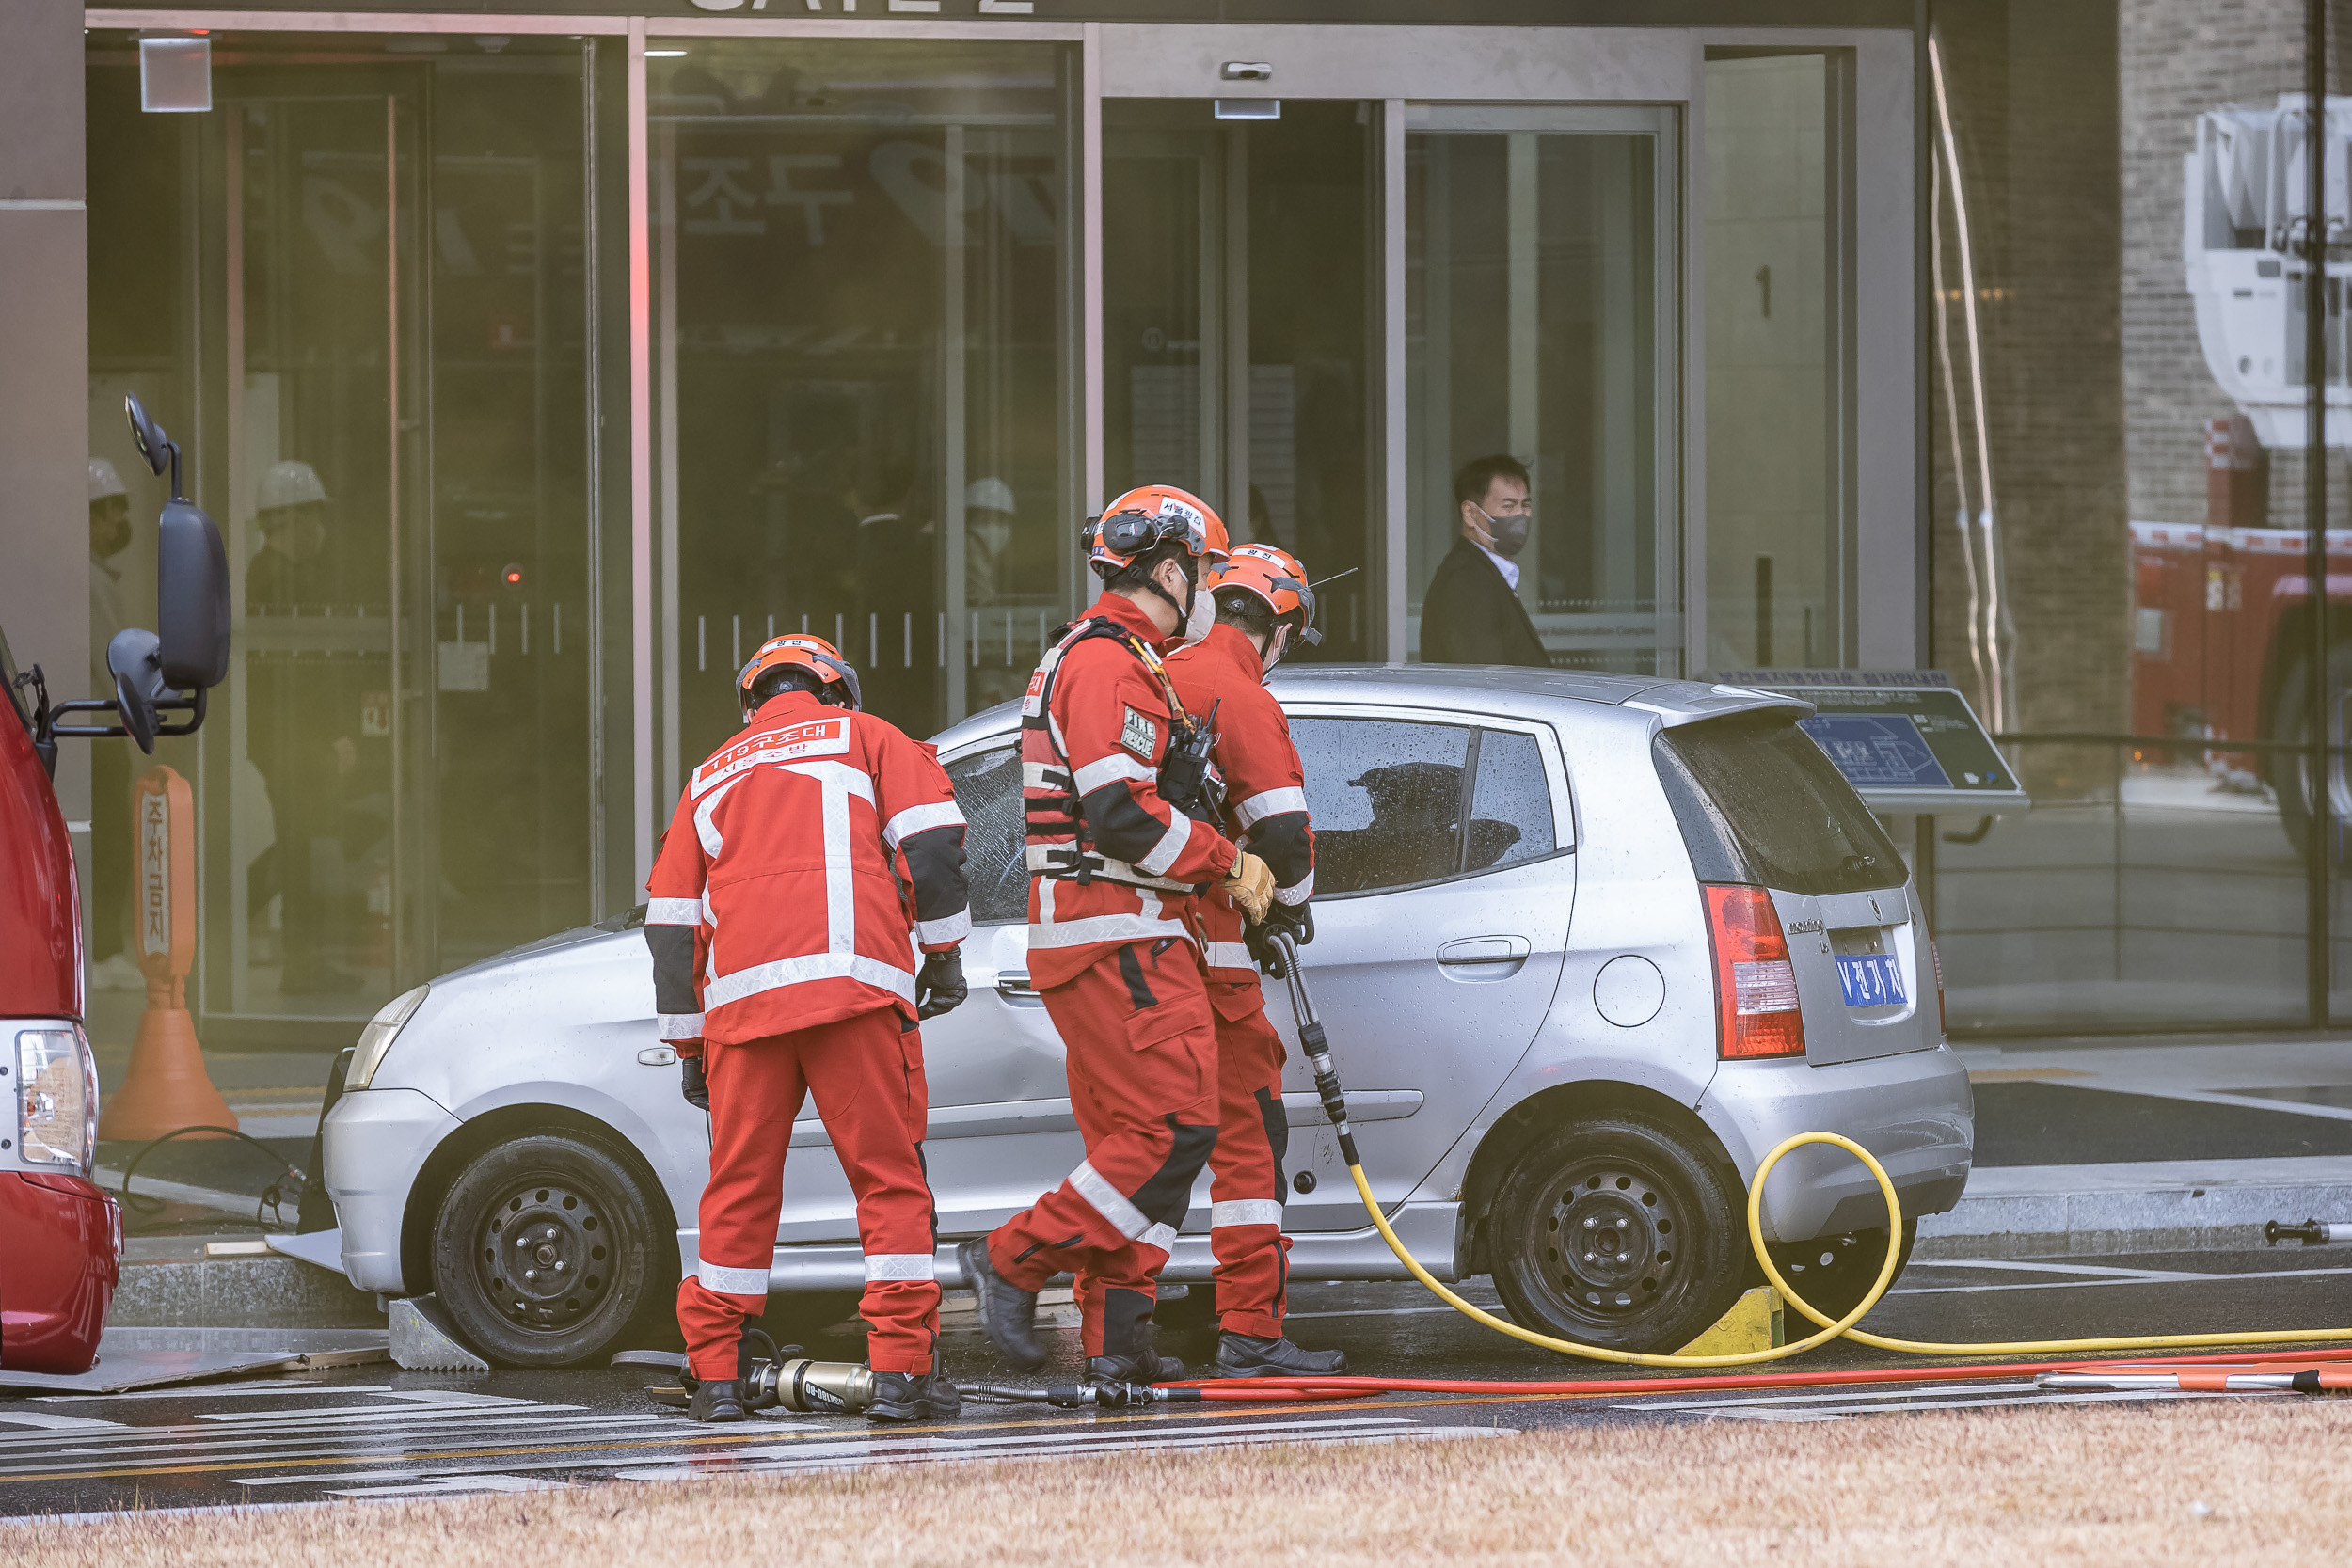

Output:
xmin=916 ymin=949 xmax=968 ymax=1020
xmin=680 ymin=1053 xmax=710 ymax=1112
xmin=1247 ymin=901 xmax=1314 ymax=978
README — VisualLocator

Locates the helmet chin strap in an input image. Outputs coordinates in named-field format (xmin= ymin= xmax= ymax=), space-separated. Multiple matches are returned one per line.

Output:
xmin=1138 ymin=560 xmax=1201 ymax=638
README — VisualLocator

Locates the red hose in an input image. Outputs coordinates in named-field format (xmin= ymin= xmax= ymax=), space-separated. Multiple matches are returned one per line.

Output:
xmin=1168 ymin=1345 xmax=2352 ymax=1403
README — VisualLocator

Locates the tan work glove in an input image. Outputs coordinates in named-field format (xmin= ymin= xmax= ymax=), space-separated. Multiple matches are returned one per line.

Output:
xmin=1220 ymin=850 xmax=1276 ymax=924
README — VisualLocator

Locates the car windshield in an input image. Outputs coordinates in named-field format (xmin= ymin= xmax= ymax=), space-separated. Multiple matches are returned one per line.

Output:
xmin=1656 ymin=712 xmax=1906 ymax=896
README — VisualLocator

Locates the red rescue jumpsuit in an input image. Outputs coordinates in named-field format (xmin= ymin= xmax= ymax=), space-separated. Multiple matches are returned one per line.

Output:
xmin=647 ymin=690 xmax=971 ymax=1381
xmin=983 ymin=592 xmax=1243 ymax=1360
xmin=1165 ymin=623 xmax=1315 ymax=1338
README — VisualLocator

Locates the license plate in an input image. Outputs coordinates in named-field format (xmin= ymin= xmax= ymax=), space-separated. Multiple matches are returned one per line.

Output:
xmin=1836 ymin=954 xmax=1906 ymax=1008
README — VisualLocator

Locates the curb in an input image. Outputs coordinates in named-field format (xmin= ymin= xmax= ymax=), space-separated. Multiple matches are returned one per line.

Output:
xmin=111 ymin=1246 xmax=384 ymax=1330
xmin=1915 ymin=1158 xmax=2352 ymax=1259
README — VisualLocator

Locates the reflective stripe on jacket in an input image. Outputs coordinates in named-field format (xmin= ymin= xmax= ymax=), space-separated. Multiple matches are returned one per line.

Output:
xmin=645 ymin=690 xmax=970 ymax=1046
xmin=1022 ymin=592 xmax=1240 ymax=990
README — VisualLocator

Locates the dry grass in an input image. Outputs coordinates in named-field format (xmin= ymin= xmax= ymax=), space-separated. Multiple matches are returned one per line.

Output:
xmin=8 ymin=1399 xmax=2352 ymax=1566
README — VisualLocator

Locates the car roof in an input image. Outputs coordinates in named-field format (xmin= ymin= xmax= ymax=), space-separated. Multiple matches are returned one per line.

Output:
xmin=929 ymin=662 xmax=1807 ymax=753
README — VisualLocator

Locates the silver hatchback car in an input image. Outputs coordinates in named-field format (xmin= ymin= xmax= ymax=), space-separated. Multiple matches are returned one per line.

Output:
xmin=324 ymin=667 xmax=1974 ymax=1366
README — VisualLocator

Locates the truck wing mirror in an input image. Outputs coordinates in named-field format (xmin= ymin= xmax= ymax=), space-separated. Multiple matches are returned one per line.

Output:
xmin=156 ymin=499 xmax=231 ymax=690
xmin=104 ymin=629 xmax=167 ymax=755
xmin=122 ymin=393 xmax=231 ymax=692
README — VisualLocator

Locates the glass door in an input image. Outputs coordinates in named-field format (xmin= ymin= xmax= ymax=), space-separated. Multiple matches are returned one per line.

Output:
xmin=649 ymin=38 xmax=1076 ymax=786
xmin=208 ymin=80 xmax=430 ymax=1023
xmin=1101 ymin=100 xmax=1378 ymax=660
xmin=1406 ymin=106 xmax=1680 ymax=674
xmin=88 ymin=32 xmax=603 ymax=1040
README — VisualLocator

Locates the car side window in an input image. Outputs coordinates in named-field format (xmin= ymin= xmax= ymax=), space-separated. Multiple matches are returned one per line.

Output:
xmin=944 ymin=742 xmax=1025 ymax=925
xmin=1292 ymin=719 xmax=1470 ymax=895
xmin=1467 ymin=728 xmax=1557 ymax=871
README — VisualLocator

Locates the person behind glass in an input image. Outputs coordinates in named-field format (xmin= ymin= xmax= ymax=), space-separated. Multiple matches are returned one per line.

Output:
xmin=1418 ymin=453 xmax=1549 ymax=668
xmin=245 ymin=460 xmax=362 ymax=995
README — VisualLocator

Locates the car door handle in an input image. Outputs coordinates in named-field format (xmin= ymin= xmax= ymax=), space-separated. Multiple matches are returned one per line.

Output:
xmin=1437 ymin=937 xmax=1531 ymax=965
xmin=996 ymin=973 xmax=1044 ymax=1008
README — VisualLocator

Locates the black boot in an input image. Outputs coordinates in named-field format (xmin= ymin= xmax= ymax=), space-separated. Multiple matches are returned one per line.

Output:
xmin=688 ymin=1379 xmax=748 ymax=1422
xmin=1213 ymin=1332 xmax=1347 ymax=1378
xmin=867 ymin=1370 xmax=964 ymax=1422
xmin=1090 ymin=1293 xmax=1185 ymax=1385
xmin=957 ymin=1238 xmax=1046 ymax=1370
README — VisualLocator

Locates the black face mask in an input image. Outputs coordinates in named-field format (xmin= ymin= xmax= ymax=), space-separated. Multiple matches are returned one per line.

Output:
xmin=1470 ymin=502 xmax=1531 ymax=559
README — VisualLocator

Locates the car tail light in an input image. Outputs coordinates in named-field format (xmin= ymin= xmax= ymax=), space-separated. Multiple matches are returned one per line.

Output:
xmin=1704 ymin=885 xmax=1806 ymax=1060
xmin=1931 ymin=937 xmax=1947 ymax=1037
xmin=13 ymin=1026 xmax=99 ymax=1173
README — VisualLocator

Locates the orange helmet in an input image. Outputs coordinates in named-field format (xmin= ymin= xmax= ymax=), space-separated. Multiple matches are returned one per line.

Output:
xmin=1084 ymin=484 xmax=1230 ymax=578
xmin=737 ymin=632 xmax=861 ymax=713
xmin=1211 ymin=544 xmax=1323 ymax=648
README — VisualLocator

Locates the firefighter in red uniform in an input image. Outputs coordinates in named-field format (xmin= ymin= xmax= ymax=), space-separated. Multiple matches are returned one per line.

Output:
xmin=646 ymin=633 xmax=972 ymax=1423
xmin=959 ymin=485 xmax=1277 ymax=1385
xmin=1164 ymin=545 xmax=1348 ymax=1378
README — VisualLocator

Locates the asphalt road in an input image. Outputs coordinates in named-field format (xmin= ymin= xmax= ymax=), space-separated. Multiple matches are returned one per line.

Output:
xmin=8 ymin=1246 xmax=2352 ymax=1520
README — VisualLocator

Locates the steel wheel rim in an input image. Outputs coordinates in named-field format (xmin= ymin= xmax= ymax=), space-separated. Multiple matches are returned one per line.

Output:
xmin=1518 ymin=1154 xmax=1689 ymax=1325
xmin=472 ymin=1177 xmax=619 ymax=1334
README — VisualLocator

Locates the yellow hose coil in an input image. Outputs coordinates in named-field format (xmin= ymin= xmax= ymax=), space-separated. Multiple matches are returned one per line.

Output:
xmin=1346 ymin=1131 xmax=2352 ymax=1366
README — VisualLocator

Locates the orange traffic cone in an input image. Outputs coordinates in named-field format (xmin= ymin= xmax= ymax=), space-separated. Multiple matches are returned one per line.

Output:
xmin=97 ymin=764 xmax=236 ymax=1142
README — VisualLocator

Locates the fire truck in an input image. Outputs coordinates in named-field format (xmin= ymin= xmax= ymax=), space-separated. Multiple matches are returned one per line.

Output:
xmin=0 ymin=397 xmax=228 ymax=1373
xmin=2131 ymin=95 xmax=2352 ymax=851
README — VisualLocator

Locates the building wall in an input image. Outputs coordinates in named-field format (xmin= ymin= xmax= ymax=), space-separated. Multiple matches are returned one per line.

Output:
xmin=0 ymin=0 xmax=92 ymax=844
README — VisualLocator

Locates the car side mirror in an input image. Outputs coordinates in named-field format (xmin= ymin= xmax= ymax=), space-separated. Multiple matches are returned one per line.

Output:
xmin=125 ymin=393 xmax=179 ymax=494
xmin=104 ymin=629 xmax=168 ymax=755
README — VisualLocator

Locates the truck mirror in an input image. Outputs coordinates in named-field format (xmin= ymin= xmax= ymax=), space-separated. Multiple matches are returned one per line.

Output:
xmin=124 ymin=393 xmax=179 ymax=490
xmin=156 ymin=499 xmax=231 ymax=690
xmin=104 ymin=628 xmax=167 ymax=755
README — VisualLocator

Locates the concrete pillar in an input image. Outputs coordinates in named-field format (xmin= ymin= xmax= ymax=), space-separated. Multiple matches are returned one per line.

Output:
xmin=0 ymin=0 xmax=92 ymax=854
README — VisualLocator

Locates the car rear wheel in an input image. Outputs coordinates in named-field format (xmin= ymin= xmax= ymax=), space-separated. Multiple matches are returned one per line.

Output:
xmin=1762 ymin=1217 xmax=1918 ymax=1326
xmin=431 ymin=1132 xmax=673 ymax=1367
xmin=1488 ymin=1116 xmax=1747 ymax=1354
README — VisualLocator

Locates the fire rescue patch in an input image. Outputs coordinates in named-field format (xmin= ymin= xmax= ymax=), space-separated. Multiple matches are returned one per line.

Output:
xmin=691 ymin=715 xmax=852 ymax=797
xmin=1120 ymin=705 xmax=1159 ymax=759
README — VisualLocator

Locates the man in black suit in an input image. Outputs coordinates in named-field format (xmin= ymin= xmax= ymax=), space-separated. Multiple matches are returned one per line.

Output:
xmin=1419 ymin=454 xmax=1549 ymax=667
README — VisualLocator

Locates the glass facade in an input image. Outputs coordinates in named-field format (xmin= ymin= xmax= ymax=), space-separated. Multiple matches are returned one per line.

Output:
xmin=1406 ymin=108 xmax=1677 ymax=674
xmin=87 ymin=31 xmax=602 ymax=1038
xmin=1919 ymin=2 xmax=2352 ymax=1035
xmin=74 ymin=8 xmax=2352 ymax=1049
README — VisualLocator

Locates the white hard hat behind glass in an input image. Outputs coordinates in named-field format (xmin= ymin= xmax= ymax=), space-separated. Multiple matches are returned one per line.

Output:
xmin=88 ymin=458 xmax=125 ymax=504
xmin=964 ymin=476 xmax=1016 ymax=515
xmin=257 ymin=459 xmax=330 ymax=514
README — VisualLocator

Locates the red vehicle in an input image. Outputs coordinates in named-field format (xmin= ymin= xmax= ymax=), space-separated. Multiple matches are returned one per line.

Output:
xmin=2129 ymin=416 xmax=2352 ymax=851
xmin=0 ymin=396 xmax=228 ymax=1373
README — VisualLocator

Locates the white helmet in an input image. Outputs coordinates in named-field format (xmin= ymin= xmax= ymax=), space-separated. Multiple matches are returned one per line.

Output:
xmin=256 ymin=459 xmax=329 ymax=514
xmin=965 ymin=476 xmax=1016 ymax=515
xmin=88 ymin=458 xmax=125 ymax=504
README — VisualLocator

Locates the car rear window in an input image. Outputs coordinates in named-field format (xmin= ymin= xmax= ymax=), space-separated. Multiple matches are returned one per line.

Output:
xmin=1654 ymin=713 xmax=1905 ymax=896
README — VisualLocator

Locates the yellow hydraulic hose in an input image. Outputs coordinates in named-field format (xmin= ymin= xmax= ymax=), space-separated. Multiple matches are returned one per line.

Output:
xmin=1264 ymin=924 xmax=2344 ymax=1367
xmin=1343 ymin=1130 xmax=2352 ymax=1366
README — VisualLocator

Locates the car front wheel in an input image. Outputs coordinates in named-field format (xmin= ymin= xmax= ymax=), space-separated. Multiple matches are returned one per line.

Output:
xmin=1488 ymin=1115 xmax=1747 ymax=1354
xmin=431 ymin=1132 xmax=674 ymax=1367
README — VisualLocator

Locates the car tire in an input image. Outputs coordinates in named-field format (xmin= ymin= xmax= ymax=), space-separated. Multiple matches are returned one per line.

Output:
xmin=1488 ymin=1115 xmax=1747 ymax=1355
xmin=1762 ymin=1217 xmax=1918 ymax=1327
xmin=431 ymin=1132 xmax=674 ymax=1368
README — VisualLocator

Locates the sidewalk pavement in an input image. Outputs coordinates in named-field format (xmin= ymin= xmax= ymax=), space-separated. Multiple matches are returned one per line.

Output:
xmin=1923 ymin=1036 xmax=2352 ymax=1258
